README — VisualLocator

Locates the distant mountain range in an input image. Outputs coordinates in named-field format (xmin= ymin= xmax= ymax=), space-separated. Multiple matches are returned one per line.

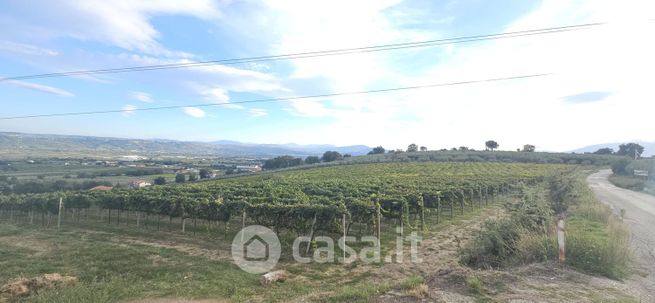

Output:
xmin=0 ymin=132 xmax=372 ymax=158
xmin=571 ymin=140 xmax=655 ymax=157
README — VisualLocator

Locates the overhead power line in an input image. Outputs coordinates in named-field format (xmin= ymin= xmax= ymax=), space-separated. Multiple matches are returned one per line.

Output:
xmin=0 ymin=21 xmax=607 ymax=82
xmin=0 ymin=73 xmax=550 ymax=120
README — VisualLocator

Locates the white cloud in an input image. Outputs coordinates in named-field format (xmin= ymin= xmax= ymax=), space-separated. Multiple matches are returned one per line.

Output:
xmin=252 ymin=0 xmax=655 ymax=151
xmin=2 ymin=0 xmax=220 ymax=56
xmin=4 ymin=80 xmax=74 ymax=97
xmin=129 ymin=91 xmax=154 ymax=103
xmin=121 ymin=104 xmax=137 ymax=117
xmin=0 ymin=41 xmax=58 ymax=56
xmin=183 ymin=107 xmax=206 ymax=118
xmin=248 ymin=108 xmax=268 ymax=118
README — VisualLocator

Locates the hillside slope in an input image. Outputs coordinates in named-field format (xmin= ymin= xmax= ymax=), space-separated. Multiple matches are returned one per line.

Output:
xmin=0 ymin=132 xmax=370 ymax=158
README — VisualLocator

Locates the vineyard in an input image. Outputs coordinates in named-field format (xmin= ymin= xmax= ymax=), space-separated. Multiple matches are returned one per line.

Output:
xmin=0 ymin=162 xmax=573 ymax=243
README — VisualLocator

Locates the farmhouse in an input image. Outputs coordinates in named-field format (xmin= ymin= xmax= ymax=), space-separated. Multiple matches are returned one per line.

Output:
xmin=130 ymin=180 xmax=152 ymax=188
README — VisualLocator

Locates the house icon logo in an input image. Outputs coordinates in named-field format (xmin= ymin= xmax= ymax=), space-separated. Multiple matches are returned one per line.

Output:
xmin=232 ymin=225 xmax=281 ymax=274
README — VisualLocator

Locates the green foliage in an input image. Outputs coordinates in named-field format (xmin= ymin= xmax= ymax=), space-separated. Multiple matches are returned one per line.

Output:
xmin=321 ymin=151 xmax=343 ymax=162
xmin=174 ymin=173 xmax=186 ymax=183
xmin=263 ymin=156 xmax=303 ymax=170
xmin=522 ymin=144 xmax=535 ymax=152
xmin=611 ymin=158 xmax=633 ymax=175
xmin=304 ymin=156 xmax=320 ymax=164
xmin=188 ymin=173 xmax=198 ymax=182
xmin=460 ymin=218 xmax=522 ymax=268
xmin=462 ymin=170 xmax=631 ymax=280
xmin=485 ymin=140 xmax=499 ymax=151
xmin=368 ymin=146 xmax=386 ymax=155
xmin=616 ymin=143 xmax=644 ymax=159
xmin=0 ymin=162 xmax=569 ymax=238
xmin=153 ymin=176 xmax=166 ymax=185
xmin=593 ymin=147 xmax=614 ymax=155
xmin=199 ymin=168 xmax=213 ymax=179
xmin=407 ymin=143 xmax=418 ymax=153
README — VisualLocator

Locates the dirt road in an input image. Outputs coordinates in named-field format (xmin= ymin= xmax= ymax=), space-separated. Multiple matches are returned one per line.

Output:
xmin=587 ymin=170 xmax=655 ymax=301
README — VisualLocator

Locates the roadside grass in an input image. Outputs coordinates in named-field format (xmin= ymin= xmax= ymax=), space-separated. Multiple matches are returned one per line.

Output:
xmin=564 ymin=177 xmax=631 ymax=280
xmin=609 ymin=174 xmax=655 ymax=196
xmin=460 ymin=171 xmax=632 ymax=280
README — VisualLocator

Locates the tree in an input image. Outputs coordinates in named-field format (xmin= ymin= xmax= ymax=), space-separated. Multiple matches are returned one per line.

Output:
xmin=199 ymin=168 xmax=213 ymax=179
xmin=522 ymin=144 xmax=536 ymax=152
xmin=407 ymin=143 xmax=419 ymax=152
xmin=485 ymin=140 xmax=499 ymax=151
xmin=611 ymin=158 xmax=633 ymax=175
xmin=343 ymin=154 xmax=352 ymax=158
xmin=321 ymin=151 xmax=343 ymax=162
xmin=188 ymin=173 xmax=198 ymax=182
xmin=458 ymin=146 xmax=469 ymax=151
xmin=153 ymin=176 xmax=166 ymax=185
xmin=420 ymin=146 xmax=428 ymax=152
xmin=617 ymin=143 xmax=644 ymax=160
xmin=263 ymin=156 xmax=303 ymax=169
xmin=368 ymin=146 xmax=386 ymax=155
xmin=593 ymin=147 xmax=614 ymax=155
xmin=175 ymin=174 xmax=186 ymax=183
xmin=305 ymin=156 xmax=320 ymax=164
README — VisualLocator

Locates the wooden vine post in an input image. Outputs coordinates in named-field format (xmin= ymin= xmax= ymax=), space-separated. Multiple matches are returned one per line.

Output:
xmin=342 ymin=213 xmax=347 ymax=262
xmin=420 ymin=201 xmax=425 ymax=231
xmin=57 ymin=197 xmax=63 ymax=231
xmin=241 ymin=209 xmax=247 ymax=242
xmin=436 ymin=194 xmax=441 ymax=224
xmin=377 ymin=203 xmax=381 ymax=248
xmin=305 ymin=214 xmax=317 ymax=254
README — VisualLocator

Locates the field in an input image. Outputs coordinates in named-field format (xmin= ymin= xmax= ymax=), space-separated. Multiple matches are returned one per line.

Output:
xmin=0 ymin=161 xmax=637 ymax=302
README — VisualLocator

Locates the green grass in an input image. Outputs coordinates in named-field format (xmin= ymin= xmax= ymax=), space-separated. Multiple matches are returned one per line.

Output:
xmin=0 ymin=213 xmax=416 ymax=303
xmin=400 ymin=274 xmax=424 ymax=290
xmin=460 ymin=171 xmax=632 ymax=280
xmin=609 ymin=175 xmax=655 ymax=196
xmin=0 ymin=224 xmax=263 ymax=302
xmin=319 ymin=282 xmax=390 ymax=303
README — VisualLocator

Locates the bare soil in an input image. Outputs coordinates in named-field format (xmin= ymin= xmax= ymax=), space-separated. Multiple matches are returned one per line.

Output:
xmin=0 ymin=273 xmax=77 ymax=300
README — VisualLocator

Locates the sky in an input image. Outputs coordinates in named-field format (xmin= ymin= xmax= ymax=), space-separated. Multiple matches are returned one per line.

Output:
xmin=0 ymin=0 xmax=654 ymax=152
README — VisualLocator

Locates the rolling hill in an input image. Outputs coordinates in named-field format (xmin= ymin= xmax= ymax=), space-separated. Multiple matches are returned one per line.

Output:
xmin=571 ymin=141 xmax=655 ymax=157
xmin=0 ymin=132 xmax=371 ymax=158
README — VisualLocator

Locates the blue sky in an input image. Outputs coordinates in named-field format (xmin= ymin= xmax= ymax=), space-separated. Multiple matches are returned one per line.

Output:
xmin=1 ymin=0 xmax=654 ymax=151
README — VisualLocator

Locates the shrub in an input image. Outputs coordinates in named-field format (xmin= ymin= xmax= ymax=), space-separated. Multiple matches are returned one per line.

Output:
xmin=465 ymin=275 xmax=483 ymax=295
xmin=460 ymin=218 xmax=521 ymax=268
xmin=611 ymin=158 xmax=633 ymax=175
